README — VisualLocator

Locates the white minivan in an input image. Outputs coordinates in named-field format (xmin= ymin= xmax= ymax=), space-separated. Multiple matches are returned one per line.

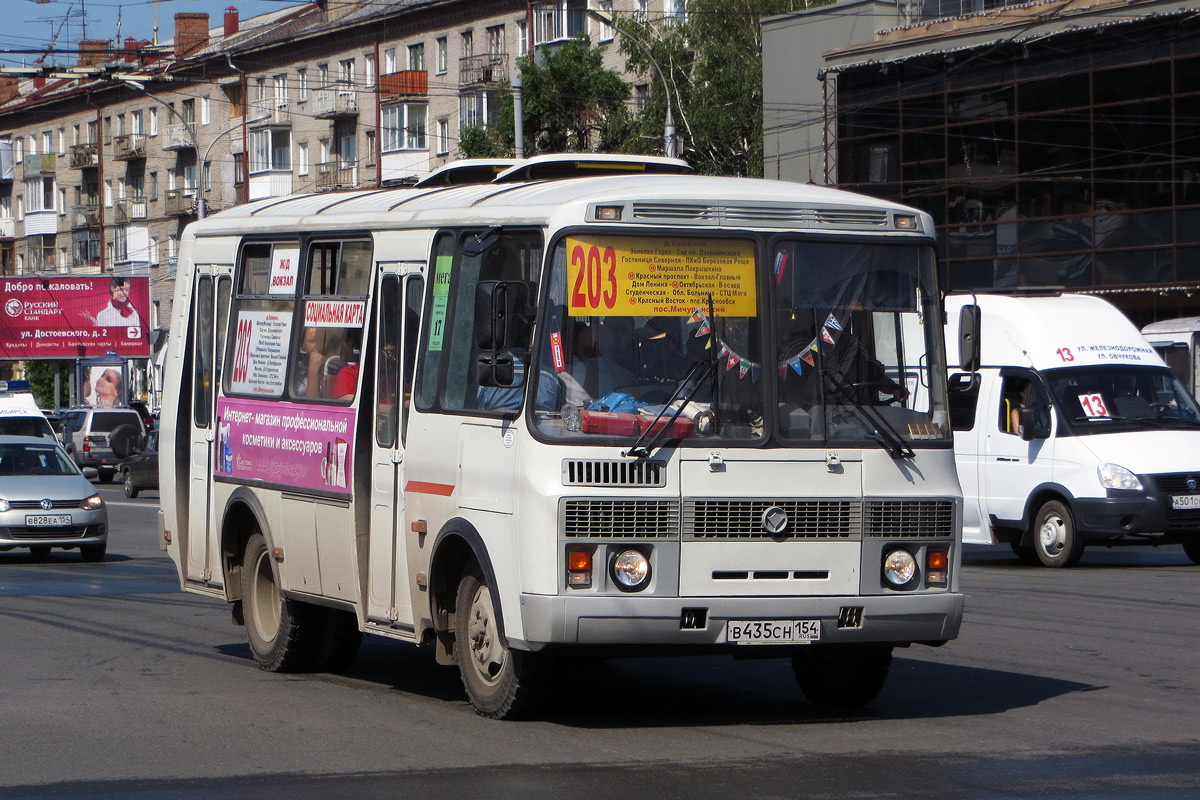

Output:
xmin=945 ymin=292 xmax=1200 ymax=567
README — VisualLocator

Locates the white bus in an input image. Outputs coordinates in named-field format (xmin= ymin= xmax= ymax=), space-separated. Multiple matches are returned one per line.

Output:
xmin=160 ymin=168 xmax=964 ymax=718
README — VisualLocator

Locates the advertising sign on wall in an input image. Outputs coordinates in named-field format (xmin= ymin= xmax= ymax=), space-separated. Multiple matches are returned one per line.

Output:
xmin=0 ymin=276 xmax=151 ymax=358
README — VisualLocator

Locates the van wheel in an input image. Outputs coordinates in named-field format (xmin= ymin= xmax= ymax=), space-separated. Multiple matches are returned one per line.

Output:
xmin=1033 ymin=500 xmax=1083 ymax=567
xmin=792 ymin=645 xmax=893 ymax=710
xmin=243 ymin=532 xmax=319 ymax=672
xmin=1183 ymin=539 xmax=1200 ymax=565
xmin=454 ymin=565 xmax=536 ymax=719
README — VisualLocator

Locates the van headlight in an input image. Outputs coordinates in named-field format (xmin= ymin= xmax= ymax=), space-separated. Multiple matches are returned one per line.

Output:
xmin=1098 ymin=463 xmax=1143 ymax=491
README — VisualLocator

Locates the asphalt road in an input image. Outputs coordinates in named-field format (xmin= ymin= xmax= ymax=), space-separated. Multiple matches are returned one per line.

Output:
xmin=1 ymin=484 xmax=1198 ymax=799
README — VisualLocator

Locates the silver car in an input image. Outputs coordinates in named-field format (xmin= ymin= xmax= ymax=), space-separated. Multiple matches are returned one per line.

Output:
xmin=0 ymin=436 xmax=108 ymax=561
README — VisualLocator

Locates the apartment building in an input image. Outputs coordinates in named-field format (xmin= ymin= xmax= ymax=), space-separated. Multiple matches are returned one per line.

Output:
xmin=0 ymin=0 xmax=673 ymax=326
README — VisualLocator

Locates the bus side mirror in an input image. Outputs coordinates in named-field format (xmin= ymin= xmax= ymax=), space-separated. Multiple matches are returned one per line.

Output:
xmin=958 ymin=304 xmax=981 ymax=373
xmin=1019 ymin=407 xmax=1050 ymax=440
xmin=475 ymin=280 xmax=530 ymax=388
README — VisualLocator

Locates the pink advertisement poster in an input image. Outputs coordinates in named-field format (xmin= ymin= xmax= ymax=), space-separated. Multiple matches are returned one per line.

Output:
xmin=215 ymin=397 xmax=357 ymax=495
xmin=0 ymin=276 xmax=151 ymax=358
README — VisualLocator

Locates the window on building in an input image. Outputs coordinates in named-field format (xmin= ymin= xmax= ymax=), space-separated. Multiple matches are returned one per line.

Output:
xmin=318 ymin=63 xmax=329 ymax=87
xmin=533 ymin=1 xmax=588 ymax=44
xmin=384 ymin=48 xmax=396 ymax=74
xmin=516 ymin=20 xmax=528 ymax=56
xmin=181 ymin=99 xmax=196 ymax=124
xmin=150 ymin=236 xmax=160 ymax=266
xmin=487 ymin=25 xmax=504 ymax=55
xmin=436 ymin=38 xmax=448 ymax=73
xmin=42 ymin=131 xmax=53 ymax=152
xmin=382 ymin=104 xmax=428 ymax=151
xmin=131 ymin=110 xmax=144 ymax=135
xmin=225 ymin=83 xmax=244 ymax=116
xmin=365 ymin=54 xmax=375 ymax=88
xmin=297 ymin=69 xmax=308 ymax=102
xmin=408 ymin=43 xmax=425 ymax=71
xmin=147 ymin=112 xmax=156 ymax=137
xmin=459 ymin=91 xmax=496 ymax=130
xmin=594 ymin=1 xmax=613 ymax=40
xmin=250 ymin=129 xmax=291 ymax=173
xmin=57 ymin=128 xmax=66 ymax=154
xmin=437 ymin=118 xmax=449 ymax=155
xmin=58 ymin=188 xmax=66 ymax=215
xmin=149 ymin=172 xmax=158 ymax=200
xmin=273 ymin=75 xmax=288 ymax=107
xmin=462 ymin=30 xmax=473 ymax=57
xmin=201 ymin=96 xmax=211 ymax=125
xmin=338 ymin=59 xmax=354 ymax=88
xmin=298 ymin=142 xmax=309 ymax=176
xmin=117 ymin=115 xmax=126 ymax=137
xmin=338 ymin=131 xmax=356 ymax=168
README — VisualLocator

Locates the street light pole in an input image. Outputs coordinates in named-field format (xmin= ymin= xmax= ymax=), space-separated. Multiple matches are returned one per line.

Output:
xmin=585 ymin=8 xmax=676 ymax=158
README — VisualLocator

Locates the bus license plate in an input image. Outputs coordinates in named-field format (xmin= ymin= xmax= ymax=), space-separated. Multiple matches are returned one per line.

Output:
xmin=724 ymin=619 xmax=820 ymax=645
xmin=26 ymin=514 xmax=71 ymax=526
xmin=1171 ymin=495 xmax=1200 ymax=510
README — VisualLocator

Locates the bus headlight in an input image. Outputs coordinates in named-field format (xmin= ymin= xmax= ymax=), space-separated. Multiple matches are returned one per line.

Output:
xmin=1098 ymin=463 xmax=1143 ymax=491
xmin=610 ymin=549 xmax=651 ymax=591
xmin=883 ymin=548 xmax=917 ymax=587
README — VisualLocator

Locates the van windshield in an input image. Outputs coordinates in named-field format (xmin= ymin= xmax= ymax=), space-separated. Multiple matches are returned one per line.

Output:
xmin=0 ymin=416 xmax=57 ymax=441
xmin=1043 ymin=365 xmax=1200 ymax=435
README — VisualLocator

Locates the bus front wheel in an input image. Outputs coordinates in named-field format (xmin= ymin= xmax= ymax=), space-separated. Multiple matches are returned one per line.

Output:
xmin=243 ymin=532 xmax=319 ymax=672
xmin=454 ymin=566 xmax=534 ymax=719
xmin=791 ymin=644 xmax=893 ymax=710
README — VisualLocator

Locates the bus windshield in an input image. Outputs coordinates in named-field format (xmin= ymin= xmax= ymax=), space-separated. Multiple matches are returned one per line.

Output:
xmin=531 ymin=233 xmax=949 ymax=448
xmin=1043 ymin=364 xmax=1200 ymax=435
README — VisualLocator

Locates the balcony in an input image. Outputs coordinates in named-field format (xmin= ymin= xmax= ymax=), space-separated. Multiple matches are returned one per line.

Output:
xmin=315 ymin=161 xmax=358 ymax=192
xmin=112 ymin=134 xmax=148 ymax=161
xmin=163 ymin=123 xmax=195 ymax=151
xmin=0 ymin=217 xmax=14 ymax=238
xmin=248 ymin=97 xmax=291 ymax=127
xmin=460 ymin=54 xmax=508 ymax=87
xmin=72 ymin=204 xmax=100 ymax=230
xmin=69 ymin=143 xmax=98 ymax=169
xmin=163 ymin=189 xmax=196 ymax=217
xmin=23 ymin=154 xmax=57 ymax=179
xmin=114 ymin=196 xmax=148 ymax=224
xmin=312 ymin=87 xmax=359 ymax=119
xmin=379 ymin=70 xmax=428 ymax=99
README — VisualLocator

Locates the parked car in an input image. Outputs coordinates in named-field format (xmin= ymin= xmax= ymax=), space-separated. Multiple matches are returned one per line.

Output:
xmin=118 ymin=428 xmax=158 ymax=498
xmin=60 ymin=406 xmax=146 ymax=483
xmin=0 ymin=436 xmax=107 ymax=561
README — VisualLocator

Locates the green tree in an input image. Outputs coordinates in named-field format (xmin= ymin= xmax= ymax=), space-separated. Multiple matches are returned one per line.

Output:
xmin=459 ymin=38 xmax=631 ymax=158
xmin=22 ymin=361 xmax=71 ymax=409
xmin=614 ymin=0 xmax=818 ymax=176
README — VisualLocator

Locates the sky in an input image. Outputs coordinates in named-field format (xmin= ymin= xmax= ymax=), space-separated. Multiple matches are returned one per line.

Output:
xmin=5 ymin=0 xmax=307 ymax=68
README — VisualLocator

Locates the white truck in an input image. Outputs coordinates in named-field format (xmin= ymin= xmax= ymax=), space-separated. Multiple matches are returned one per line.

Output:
xmin=1140 ymin=316 xmax=1200 ymax=401
xmin=945 ymin=293 xmax=1200 ymax=566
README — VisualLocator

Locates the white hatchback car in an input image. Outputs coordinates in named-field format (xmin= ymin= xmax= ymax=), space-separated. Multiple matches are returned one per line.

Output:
xmin=0 ymin=436 xmax=108 ymax=561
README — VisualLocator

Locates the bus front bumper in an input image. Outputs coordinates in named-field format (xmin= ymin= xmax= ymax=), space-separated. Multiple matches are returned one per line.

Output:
xmin=516 ymin=592 xmax=964 ymax=649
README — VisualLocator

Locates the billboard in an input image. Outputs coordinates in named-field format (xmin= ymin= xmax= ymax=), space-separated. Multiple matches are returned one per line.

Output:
xmin=0 ymin=276 xmax=151 ymax=358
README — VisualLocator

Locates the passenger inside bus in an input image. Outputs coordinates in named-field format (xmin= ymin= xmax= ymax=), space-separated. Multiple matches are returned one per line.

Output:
xmin=295 ymin=327 xmax=327 ymax=398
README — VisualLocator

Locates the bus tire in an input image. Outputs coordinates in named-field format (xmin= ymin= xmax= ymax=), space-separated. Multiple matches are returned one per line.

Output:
xmin=792 ymin=644 xmax=892 ymax=710
xmin=1182 ymin=539 xmax=1200 ymax=565
xmin=243 ymin=532 xmax=319 ymax=672
xmin=313 ymin=608 xmax=363 ymax=673
xmin=454 ymin=565 xmax=534 ymax=719
xmin=1032 ymin=499 xmax=1083 ymax=567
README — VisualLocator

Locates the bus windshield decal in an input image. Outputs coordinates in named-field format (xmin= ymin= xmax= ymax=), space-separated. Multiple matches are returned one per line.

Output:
xmin=268 ymin=245 xmax=300 ymax=295
xmin=428 ymin=254 xmax=453 ymax=352
xmin=229 ymin=309 xmax=293 ymax=396
xmin=303 ymin=299 xmax=366 ymax=328
xmin=565 ymin=235 xmax=756 ymax=317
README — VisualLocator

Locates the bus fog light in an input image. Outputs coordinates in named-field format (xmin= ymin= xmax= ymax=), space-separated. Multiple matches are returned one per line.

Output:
xmin=925 ymin=548 xmax=948 ymax=586
xmin=883 ymin=548 xmax=917 ymax=587
xmin=611 ymin=549 xmax=651 ymax=591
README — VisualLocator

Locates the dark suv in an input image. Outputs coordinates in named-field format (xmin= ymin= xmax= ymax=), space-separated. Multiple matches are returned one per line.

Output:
xmin=61 ymin=407 xmax=146 ymax=483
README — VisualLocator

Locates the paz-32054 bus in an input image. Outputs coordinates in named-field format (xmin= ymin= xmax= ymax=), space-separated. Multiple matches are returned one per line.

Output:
xmin=159 ymin=165 xmax=964 ymax=718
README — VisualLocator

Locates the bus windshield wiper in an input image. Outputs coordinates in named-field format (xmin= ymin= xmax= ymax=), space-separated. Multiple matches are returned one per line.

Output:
xmin=823 ymin=369 xmax=914 ymax=459
xmin=623 ymin=359 xmax=714 ymax=460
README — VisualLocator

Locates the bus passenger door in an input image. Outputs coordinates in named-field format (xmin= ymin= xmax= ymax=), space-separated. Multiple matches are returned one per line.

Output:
xmin=186 ymin=267 xmax=233 ymax=585
xmin=367 ymin=270 xmax=424 ymax=628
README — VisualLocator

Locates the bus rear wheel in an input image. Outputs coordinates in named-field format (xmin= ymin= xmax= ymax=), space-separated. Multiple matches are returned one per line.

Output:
xmin=454 ymin=566 xmax=535 ymax=719
xmin=792 ymin=644 xmax=893 ymax=710
xmin=243 ymin=532 xmax=319 ymax=672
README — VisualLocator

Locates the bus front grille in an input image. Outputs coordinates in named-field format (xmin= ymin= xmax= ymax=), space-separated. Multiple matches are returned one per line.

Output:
xmin=562 ymin=499 xmax=680 ymax=538
xmin=562 ymin=459 xmax=666 ymax=487
xmin=863 ymin=500 xmax=955 ymax=538
xmin=683 ymin=499 xmax=860 ymax=540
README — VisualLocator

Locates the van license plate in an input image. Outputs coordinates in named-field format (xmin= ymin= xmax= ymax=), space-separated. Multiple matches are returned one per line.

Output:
xmin=724 ymin=619 xmax=820 ymax=645
xmin=1171 ymin=495 xmax=1200 ymax=510
xmin=26 ymin=515 xmax=71 ymax=526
